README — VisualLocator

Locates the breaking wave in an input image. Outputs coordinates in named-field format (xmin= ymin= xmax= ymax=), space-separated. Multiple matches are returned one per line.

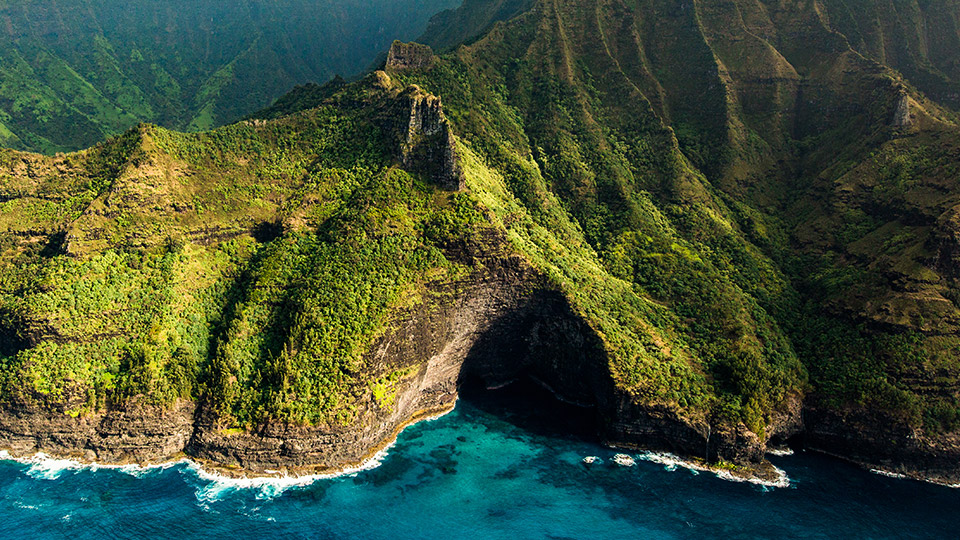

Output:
xmin=0 ymin=406 xmax=457 ymax=502
xmin=634 ymin=451 xmax=791 ymax=489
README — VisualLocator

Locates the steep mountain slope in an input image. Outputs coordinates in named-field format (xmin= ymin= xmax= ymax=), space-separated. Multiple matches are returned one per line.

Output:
xmin=0 ymin=0 xmax=458 ymax=153
xmin=1 ymin=0 xmax=960 ymax=482
xmin=819 ymin=0 xmax=960 ymax=110
xmin=422 ymin=0 xmax=960 ymax=478
xmin=419 ymin=0 xmax=537 ymax=50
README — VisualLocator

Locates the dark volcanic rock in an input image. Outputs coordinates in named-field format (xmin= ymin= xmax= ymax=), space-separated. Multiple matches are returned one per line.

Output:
xmin=385 ymin=41 xmax=435 ymax=72
xmin=804 ymin=404 xmax=960 ymax=485
xmin=0 ymin=400 xmax=195 ymax=464
xmin=397 ymin=86 xmax=465 ymax=191
xmin=374 ymin=81 xmax=466 ymax=191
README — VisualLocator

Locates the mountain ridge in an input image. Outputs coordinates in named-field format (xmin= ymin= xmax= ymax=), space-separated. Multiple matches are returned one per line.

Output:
xmin=0 ymin=0 xmax=459 ymax=153
xmin=1 ymin=0 xmax=960 ymax=483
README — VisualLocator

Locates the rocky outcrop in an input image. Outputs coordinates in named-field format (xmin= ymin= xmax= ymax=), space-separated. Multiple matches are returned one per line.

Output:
xmin=377 ymin=44 xmax=464 ymax=191
xmin=385 ymin=41 xmax=435 ymax=72
xmin=892 ymin=93 xmax=912 ymax=128
xmin=934 ymin=204 xmax=960 ymax=280
xmin=0 ymin=400 xmax=195 ymax=464
xmin=374 ymin=82 xmax=466 ymax=191
xmin=398 ymin=87 xmax=465 ymax=191
xmin=804 ymin=404 xmax=960 ymax=485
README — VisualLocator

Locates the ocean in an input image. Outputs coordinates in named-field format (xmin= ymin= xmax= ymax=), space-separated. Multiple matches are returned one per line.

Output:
xmin=0 ymin=383 xmax=957 ymax=539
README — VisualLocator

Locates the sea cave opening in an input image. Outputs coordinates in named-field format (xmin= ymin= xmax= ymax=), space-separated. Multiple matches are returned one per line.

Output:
xmin=456 ymin=374 xmax=601 ymax=443
xmin=450 ymin=289 xmax=613 ymax=445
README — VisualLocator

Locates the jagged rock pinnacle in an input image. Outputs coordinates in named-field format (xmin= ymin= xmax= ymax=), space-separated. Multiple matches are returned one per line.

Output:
xmin=385 ymin=41 xmax=435 ymax=72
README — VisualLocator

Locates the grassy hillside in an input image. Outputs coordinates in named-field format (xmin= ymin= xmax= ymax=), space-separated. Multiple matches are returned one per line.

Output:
xmin=0 ymin=83 xmax=483 ymax=425
xmin=2 ymin=0 xmax=960 ymax=462
xmin=401 ymin=0 xmax=960 ymax=436
xmin=0 ymin=0 xmax=458 ymax=153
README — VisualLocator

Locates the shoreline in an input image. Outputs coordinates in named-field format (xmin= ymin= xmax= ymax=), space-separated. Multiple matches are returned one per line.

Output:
xmin=2 ymin=403 xmax=958 ymax=492
xmin=0 ymin=403 xmax=459 ymax=488
xmin=604 ymin=446 xmax=791 ymax=489
xmin=804 ymin=446 xmax=960 ymax=489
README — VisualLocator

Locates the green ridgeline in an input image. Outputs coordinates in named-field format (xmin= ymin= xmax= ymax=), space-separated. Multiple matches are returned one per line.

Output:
xmin=2 ymin=0 xmax=960 ymax=449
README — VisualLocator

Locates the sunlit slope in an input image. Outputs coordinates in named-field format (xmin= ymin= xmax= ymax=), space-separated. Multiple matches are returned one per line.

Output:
xmin=2 ymin=0 xmax=960 ymax=470
xmin=405 ymin=0 xmax=960 ymax=438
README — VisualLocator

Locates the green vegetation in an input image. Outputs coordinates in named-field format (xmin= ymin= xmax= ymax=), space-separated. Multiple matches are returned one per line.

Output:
xmin=0 ymin=0 xmax=459 ymax=153
xmin=0 ymin=89 xmax=485 ymax=426
xmin=2 ymin=0 xmax=960 ymax=453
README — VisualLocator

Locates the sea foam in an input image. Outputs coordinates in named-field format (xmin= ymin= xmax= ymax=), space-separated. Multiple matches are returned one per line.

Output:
xmin=869 ymin=468 xmax=912 ymax=482
xmin=0 ymin=450 xmax=192 ymax=480
xmin=634 ymin=451 xmax=791 ymax=489
xmin=188 ymin=444 xmax=395 ymax=502
xmin=0 ymin=405 xmax=457 ymax=502
xmin=0 ymin=445 xmax=394 ymax=503
xmin=868 ymin=466 xmax=960 ymax=488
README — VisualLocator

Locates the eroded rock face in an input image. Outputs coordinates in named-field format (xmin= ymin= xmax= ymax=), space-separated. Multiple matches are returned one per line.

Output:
xmin=892 ymin=94 xmax=912 ymax=128
xmin=935 ymin=204 xmax=960 ymax=280
xmin=804 ymin=404 xmax=960 ymax=485
xmin=374 ymin=83 xmax=466 ymax=191
xmin=189 ymin=246 xmax=539 ymax=472
xmin=397 ymin=86 xmax=465 ymax=191
xmin=376 ymin=44 xmax=465 ymax=191
xmin=0 ymin=400 xmax=195 ymax=464
xmin=385 ymin=41 xmax=435 ymax=72
xmin=0 ymin=229 xmax=787 ymax=475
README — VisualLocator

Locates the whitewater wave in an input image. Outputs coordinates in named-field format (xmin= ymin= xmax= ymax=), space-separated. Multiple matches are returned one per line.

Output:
xmin=766 ymin=447 xmax=795 ymax=457
xmin=869 ymin=468 xmax=908 ymax=480
xmin=0 ymin=450 xmax=192 ymax=481
xmin=0 ymin=405 xmax=457 ymax=501
xmin=866 ymin=467 xmax=960 ymax=488
xmin=188 ymin=444 xmax=395 ymax=502
xmin=0 ymin=443 xmax=393 ymax=502
xmin=182 ymin=409 xmax=468 ymax=502
xmin=634 ymin=451 xmax=791 ymax=489
xmin=0 ymin=446 xmax=394 ymax=502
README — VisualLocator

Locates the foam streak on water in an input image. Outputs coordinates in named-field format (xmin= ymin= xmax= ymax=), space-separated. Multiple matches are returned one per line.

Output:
xmin=188 ymin=445 xmax=395 ymax=502
xmin=870 ymin=468 xmax=908 ymax=480
xmin=0 ymin=451 xmax=188 ymax=480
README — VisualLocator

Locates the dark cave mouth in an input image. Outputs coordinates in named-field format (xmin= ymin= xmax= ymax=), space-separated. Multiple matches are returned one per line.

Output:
xmin=456 ymin=374 xmax=601 ymax=443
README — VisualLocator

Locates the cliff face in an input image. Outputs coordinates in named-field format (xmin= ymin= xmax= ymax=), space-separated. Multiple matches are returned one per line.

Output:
xmin=0 ymin=227 xmax=769 ymax=474
xmin=2 ymin=0 xmax=960 ymax=484
xmin=385 ymin=41 xmax=437 ymax=72
xmin=394 ymin=85 xmax=466 ymax=191
xmin=189 ymin=233 xmax=544 ymax=472
xmin=0 ymin=401 xmax=196 ymax=464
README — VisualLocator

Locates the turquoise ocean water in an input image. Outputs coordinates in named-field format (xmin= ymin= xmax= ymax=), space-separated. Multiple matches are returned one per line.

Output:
xmin=0 ymin=384 xmax=957 ymax=539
